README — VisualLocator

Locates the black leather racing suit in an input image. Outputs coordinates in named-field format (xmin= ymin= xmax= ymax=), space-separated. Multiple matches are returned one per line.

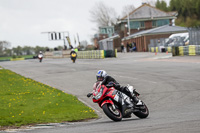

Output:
xmin=101 ymin=75 xmax=121 ymax=90
xmin=101 ymin=75 xmax=139 ymax=103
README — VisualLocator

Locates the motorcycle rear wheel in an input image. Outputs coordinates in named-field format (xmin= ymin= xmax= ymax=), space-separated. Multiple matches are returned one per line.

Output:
xmin=133 ymin=103 xmax=149 ymax=119
xmin=102 ymin=103 xmax=122 ymax=121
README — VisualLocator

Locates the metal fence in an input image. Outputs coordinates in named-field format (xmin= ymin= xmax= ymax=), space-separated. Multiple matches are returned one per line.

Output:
xmin=99 ymin=41 xmax=114 ymax=50
xmin=148 ymin=27 xmax=200 ymax=52
xmin=188 ymin=27 xmax=200 ymax=45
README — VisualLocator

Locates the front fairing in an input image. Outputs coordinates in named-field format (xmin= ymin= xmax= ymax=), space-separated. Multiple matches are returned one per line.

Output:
xmin=92 ymin=85 xmax=107 ymax=103
xmin=38 ymin=54 xmax=43 ymax=58
xmin=92 ymin=85 xmax=116 ymax=103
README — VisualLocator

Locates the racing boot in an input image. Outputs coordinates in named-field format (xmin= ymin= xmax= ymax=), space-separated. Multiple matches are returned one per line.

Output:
xmin=122 ymin=86 xmax=143 ymax=106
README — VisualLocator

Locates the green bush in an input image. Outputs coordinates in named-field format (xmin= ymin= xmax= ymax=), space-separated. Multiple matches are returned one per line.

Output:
xmin=12 ymin=55 xmax=16 ymax=59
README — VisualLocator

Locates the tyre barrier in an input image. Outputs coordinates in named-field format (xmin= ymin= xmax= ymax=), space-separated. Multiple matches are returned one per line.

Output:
xmin=150 ymin=45 xmax=200 ymax=56
xmin=189 ymin=45 xmax=196 ymax=56
xmin=77 ymin=50 xmax=105 ymax=59
xmin=151 ymin=47 xmax=154 ymax=52
xmin=150 ymin=47 xmax=172 ymax=53
xmin=179 ymin=46 xmax=184 ymax=56
xmin=44 ymin=50 xmax=117 ymax=59
xmin=167 ymin=47 xmax=172 ymax=53
xmin=156 ymin=47 xmax=158 ymax=53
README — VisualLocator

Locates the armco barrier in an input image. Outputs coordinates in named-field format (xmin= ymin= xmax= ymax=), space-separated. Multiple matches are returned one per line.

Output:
xmin=0 ymin=59 xmax=10 ymax=62
xmin=53 ymin=51 xmax=63 ymax=58
xmin=44 ymin=51 xmax=53 ymax=58
xmin=45 ymin=50 xmax=71 ymax=58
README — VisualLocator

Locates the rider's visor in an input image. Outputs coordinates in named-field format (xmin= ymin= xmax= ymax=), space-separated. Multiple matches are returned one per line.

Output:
xmin=97 ymin=76 xmax=104 ymax=81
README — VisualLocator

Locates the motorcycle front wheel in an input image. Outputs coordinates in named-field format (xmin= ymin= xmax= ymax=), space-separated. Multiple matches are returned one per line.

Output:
xmin=102 ymin=103 xmax=122 ymax=121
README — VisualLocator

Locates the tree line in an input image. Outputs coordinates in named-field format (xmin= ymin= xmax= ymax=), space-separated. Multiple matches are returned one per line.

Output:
xmin=0 ymin=41 xmax=64 ymax=57
xmin=155 ymin=0 xmax=200 ymax=27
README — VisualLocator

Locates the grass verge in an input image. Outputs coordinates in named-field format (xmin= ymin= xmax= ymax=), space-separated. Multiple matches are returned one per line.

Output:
xmin=0 ymin=68 xmax=97 ymax=128
xmin=0 ymin=55 xmax=34 ymax=61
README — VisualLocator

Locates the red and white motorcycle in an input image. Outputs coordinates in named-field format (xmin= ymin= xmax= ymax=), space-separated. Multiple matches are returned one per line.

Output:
xmin=38 ymin=54 xmax=43 ymax=62
xmin=87 ymin=82 xmax=149 ymax=121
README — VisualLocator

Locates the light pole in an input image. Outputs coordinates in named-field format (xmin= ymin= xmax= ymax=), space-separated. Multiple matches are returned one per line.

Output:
xmin=125 ymin=24 xmax=129 ymax=35
xmin=127 ymin=12 xmax=131 ymax=35
xmin=124 ymin=12 xmax=131 ymax=36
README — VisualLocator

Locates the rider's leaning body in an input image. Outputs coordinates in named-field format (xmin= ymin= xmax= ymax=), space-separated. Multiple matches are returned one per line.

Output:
xmin=92 ymin=70 xmax=142 ymax=106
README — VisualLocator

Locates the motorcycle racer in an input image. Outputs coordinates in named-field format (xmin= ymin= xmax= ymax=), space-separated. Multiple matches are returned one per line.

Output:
xmin=88 ymin=70 xmax=142 ymax=106
xmin=70 ymin=49 xmax=77 ymax=63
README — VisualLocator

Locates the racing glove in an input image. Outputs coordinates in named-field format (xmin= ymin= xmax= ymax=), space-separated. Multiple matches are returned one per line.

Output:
xmin=87 ymin=93 xmax=92 ymax=98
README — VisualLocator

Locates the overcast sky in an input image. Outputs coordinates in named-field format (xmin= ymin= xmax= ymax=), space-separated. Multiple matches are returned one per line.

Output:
xmin=0 ymin=0 xmax=170 ymax=48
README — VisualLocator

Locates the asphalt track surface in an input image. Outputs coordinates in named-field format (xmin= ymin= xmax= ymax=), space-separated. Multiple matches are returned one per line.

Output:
xmin=1 ymin=52 xmax=200 ymax=133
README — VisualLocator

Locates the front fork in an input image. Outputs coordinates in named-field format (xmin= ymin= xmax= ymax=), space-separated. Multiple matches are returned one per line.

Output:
xmin=101 ymin=98 xmax=116 ymax=110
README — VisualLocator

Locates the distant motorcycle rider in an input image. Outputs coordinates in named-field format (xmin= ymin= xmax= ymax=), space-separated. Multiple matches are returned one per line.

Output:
xmin=70 ymin=49 xmax=76 ymax=55
xmin=38 ymin=51 xmax=43 ymax=56
xmin=88 ymin=70 xmax=142 ymax=106
xmin=70 ymin=49 xmax=77 ymax=63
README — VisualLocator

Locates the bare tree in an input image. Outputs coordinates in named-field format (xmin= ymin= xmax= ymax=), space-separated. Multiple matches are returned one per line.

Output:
xmin=142 ymin=0 xmax=156 ymax=6
xmin=89 ymin=2 xmax=118 ymax=27
xmin=0 ymin=41 xmax=11 ymax=56
xmin=80 ymin=40 xmax=88 ymax=47
xmin=121 ymin=5 xmax=136 ymax=17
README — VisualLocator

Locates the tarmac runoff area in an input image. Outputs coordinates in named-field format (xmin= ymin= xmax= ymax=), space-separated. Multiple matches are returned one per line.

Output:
xmin=0 ymin=52 xmax=200 ymax=133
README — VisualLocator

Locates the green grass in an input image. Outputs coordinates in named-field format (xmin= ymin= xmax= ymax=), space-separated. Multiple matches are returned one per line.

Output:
xmin=0 ymin=68 xmax=97 ymax=127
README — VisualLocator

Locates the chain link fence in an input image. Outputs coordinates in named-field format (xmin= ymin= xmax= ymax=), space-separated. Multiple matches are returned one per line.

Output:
xmin=148 ymin=28 xmax=200 ymax=54
xmin=188 ymin=27 xmax=200 ymax=45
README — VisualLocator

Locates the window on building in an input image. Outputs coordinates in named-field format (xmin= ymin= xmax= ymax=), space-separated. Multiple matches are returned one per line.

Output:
xmin=100 ymin=28 xmax=106 ymax=34
xmin=140 ymin=21 xmax=145 ymax=28
xmin=152 ymin=19 xmax=170 ymax=27
xmin=153 ymin=20 xmax=156 ymax=27
xmin=107 ymin=28 xmax=114 ymax=37
xmin=130 ymin=21 xmax=145 ymax=29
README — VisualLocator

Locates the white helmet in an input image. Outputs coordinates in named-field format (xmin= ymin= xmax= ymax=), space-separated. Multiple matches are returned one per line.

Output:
xmin=96 ymin=70 xmax=107 ymax=81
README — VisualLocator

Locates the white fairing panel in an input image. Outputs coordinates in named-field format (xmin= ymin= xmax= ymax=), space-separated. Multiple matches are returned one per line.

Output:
xmin=114 ymin=95 xmax=119 ymax=102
